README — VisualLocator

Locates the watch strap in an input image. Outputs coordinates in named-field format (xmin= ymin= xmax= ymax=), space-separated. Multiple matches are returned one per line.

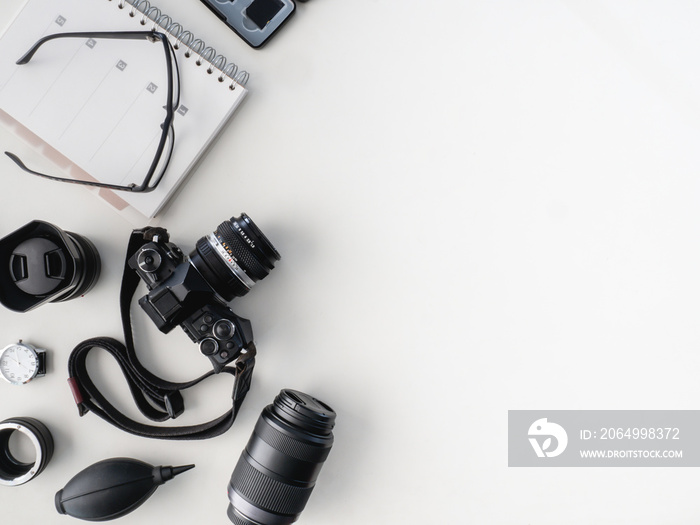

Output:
xmin=36 ymin=349 xmax=46 ymax=377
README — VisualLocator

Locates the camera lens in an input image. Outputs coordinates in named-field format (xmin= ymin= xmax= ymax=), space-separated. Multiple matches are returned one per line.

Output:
xmin=227 ymin=390 xmax=336 ymax=525
xmin=190 ymin=213 xmax=281 ymax=301
xmin=0 ymin=221 xmax=101 ymax=312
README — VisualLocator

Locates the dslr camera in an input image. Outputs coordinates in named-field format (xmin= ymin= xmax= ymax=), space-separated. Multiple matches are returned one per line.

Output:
xmin=129 ymin=214 xmax=280 ymax=372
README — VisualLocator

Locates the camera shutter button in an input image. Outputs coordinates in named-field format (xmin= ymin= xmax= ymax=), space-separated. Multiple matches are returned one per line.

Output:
xmin=200 ymin=338 xmax=218 ymax=356
xmin=213 ymin=320 xmax=235 ymax=340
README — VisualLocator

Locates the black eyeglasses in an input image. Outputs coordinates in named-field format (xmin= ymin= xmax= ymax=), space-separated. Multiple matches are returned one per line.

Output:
xmin=4 ymin=31 xmax=180 ymax=193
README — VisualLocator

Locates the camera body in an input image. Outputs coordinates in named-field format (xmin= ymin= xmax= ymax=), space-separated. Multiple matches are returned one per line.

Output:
xmin=128 ymin=215 xmax=279 ymax=373
xmin=129 ymin=234 xmax=253 ymax=373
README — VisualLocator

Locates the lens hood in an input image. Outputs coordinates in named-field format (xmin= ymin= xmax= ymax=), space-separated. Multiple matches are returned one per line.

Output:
xmin=0 ymin=220 xmax=101 ymax=312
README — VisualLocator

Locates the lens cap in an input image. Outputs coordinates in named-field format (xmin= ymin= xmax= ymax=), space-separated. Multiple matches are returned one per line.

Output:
xmin=10 ymin=237 xmax=67 ymax=296
xmin=0 ymin=221 xmax=101 ymax=312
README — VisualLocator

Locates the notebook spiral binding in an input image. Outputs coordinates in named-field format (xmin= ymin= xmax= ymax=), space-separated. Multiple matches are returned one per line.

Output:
xmin=113 ymin=0 xmax=249 ymax=89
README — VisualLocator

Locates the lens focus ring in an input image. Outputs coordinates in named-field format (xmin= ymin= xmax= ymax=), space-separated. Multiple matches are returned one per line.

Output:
xmin=254 ymin=419 xmax=331 ymax=464
xmin=230 ymin=457 xmax=314 ymax=516
xmin=215 ymin=220 xmax=269 ymax=281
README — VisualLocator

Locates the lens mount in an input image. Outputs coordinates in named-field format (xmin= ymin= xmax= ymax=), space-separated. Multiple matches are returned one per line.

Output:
xmin=0 ymin=417 xmax=54 ymax=486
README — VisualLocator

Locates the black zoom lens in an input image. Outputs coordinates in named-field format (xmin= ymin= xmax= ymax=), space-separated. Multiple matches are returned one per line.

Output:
xmin=191 ymin=213 xmax=281 ymax=302
xmin=227 ymin=390 xmax=336 ymax=525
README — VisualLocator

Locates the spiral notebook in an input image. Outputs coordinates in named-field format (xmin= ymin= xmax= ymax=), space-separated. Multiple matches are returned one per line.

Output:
xmin=0 ymin=0 xmax=248 ymax=219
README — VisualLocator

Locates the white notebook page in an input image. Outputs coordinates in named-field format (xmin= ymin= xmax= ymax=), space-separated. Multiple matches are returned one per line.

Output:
xmin=0 ymin=0 xmax=247 ymax=218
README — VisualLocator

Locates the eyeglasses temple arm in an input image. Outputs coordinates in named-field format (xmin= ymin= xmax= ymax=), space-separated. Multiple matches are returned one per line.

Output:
xmin=16 ymin=31 xmax=167 ymax=65
xmin=3 ymin=151 xmax=145 ymax=192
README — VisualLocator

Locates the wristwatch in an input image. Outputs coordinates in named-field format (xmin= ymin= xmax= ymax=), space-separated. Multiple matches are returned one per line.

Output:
xmin=0 ymin=341 xmax=47 ymax=385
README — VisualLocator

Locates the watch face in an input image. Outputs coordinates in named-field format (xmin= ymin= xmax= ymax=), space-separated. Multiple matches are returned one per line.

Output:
xmin=0 ymin=344 xmax=39 ymax=385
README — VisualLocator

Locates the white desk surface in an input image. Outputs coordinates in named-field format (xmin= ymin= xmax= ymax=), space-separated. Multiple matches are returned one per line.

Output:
xmin=1 ymin=1 xmax=699 ymax=524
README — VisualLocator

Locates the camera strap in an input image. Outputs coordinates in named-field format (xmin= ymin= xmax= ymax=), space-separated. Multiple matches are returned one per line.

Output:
xmin=67 ymin=228 xmax=255 ymax=440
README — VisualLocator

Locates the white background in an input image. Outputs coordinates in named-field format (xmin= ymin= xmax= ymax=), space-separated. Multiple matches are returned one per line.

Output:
xmin=1 ymin=1 xmax=699 ymax=523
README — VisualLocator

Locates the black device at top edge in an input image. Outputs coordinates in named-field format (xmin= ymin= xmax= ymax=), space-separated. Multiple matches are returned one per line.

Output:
xmin=198 ymin=0 xmax=299 ymax=49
